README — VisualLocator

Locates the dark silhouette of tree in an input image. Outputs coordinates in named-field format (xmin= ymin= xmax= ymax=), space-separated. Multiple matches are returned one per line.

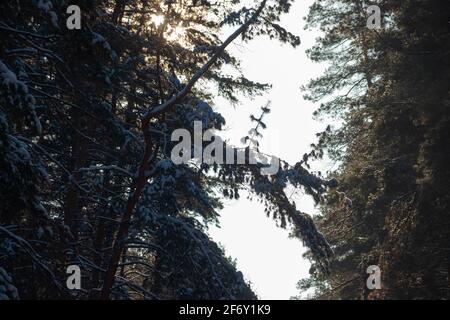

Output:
xmin=295 ymin=0 xmax=450 ymax=300
xmin=0 ymin=0 xmax=333 ymax=300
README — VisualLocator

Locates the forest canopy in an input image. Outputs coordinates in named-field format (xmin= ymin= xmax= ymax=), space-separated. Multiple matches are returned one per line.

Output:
xmin=294 ymin=0 xmax=449 ymax=300
xmin=0 ymin=0 xmax=334 ymax=300
xmin=0 ymin=0 xmax=448 ymax=301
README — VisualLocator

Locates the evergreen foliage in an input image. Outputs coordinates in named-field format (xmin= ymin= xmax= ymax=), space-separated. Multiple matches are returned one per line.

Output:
xmin=0 ymin=0 xmax=333 ymax=299
xmin=295 ymin=0 xmax=450 ymax=300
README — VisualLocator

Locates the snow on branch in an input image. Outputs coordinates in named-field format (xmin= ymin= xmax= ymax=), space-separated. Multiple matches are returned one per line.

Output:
xmin=0 ymin=60 xmax=42 ymax=134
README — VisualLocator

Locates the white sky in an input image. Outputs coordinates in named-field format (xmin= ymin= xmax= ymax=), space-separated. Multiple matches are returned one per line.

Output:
xmin=207 ymin=0 xmax=332 ymax=300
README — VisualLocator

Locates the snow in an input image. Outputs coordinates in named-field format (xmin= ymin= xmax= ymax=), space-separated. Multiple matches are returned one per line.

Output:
xmin=49 ymin=11 xmax=59 ymax=28
xmin=91 ymin=32 xmax=118 ymax=61
xmin=0 ymin=60 xmax=42 ymax=134
xmin=32 ymin=112 xmax=42 ymax=134
xmin=37 ymin=227 xmax=45 ymax=239
xmin=0 ymin=60 xmax=20 ymax=89
xmin=34 ymin=0 xmax=59 ymax=28
xmin=92 ymin=32 xmax=109 ymax=48
xmin=156 ymin=159 xmax=173 ymax=170
xmin=184 ymin=100 xmax=226 ymax=129
xmin=0 ymin=267 xmax=19 ymax=300
xmin=35 ymin=0 xmax=53 ymax=12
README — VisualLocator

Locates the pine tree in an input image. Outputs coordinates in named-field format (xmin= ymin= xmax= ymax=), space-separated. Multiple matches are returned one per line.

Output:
xmin=296 ymin=0 xmax=450 ymax=300
xmin=0 ymin=0 xmax=334 ymax=299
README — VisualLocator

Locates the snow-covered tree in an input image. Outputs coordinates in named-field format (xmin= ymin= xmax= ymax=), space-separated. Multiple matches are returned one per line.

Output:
xmin=0 ymin=0 xmax=334 ymax=299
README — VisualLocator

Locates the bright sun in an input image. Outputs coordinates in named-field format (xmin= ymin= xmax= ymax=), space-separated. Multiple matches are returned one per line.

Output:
xmin=150 ymin=15 xmax=184 ymax=41
xmin=151 ymin=15 xmax=164 ymax=27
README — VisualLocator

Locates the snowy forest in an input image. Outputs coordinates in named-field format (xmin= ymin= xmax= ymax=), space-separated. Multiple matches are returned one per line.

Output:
xmin=0 ymin=0 xmax=448 ymax=301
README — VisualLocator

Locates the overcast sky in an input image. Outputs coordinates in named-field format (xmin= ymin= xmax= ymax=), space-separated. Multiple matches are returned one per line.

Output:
xmin=207 ymin=0 xmax=332 ymax=300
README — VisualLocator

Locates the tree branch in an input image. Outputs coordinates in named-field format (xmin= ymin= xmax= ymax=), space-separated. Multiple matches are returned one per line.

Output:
xmin=99 ymin=0 xmax=268 ymax=300
xmin=144 ymin=0 xmax=268 ymax=118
